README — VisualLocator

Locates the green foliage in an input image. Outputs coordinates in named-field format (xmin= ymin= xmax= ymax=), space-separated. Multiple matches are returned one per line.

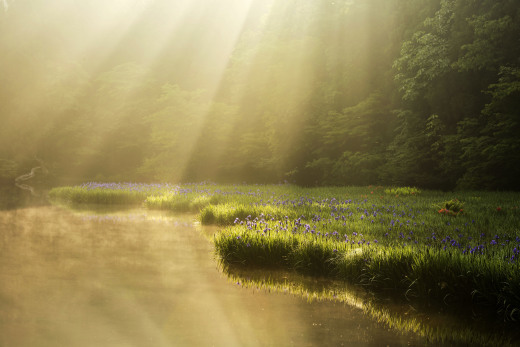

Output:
xmin=443 ymin=198 xmax=464 ymax=211
xmin=389 ymin=0 xmax=520 ymax=190
xmin=384 ymin=186 xmax=421 ymax=196
xmin=455 ymin=66 xmax=520 ymax=190
xmin=455 ymin=13 xmax=519 ymax=72
xmin=438 ymin=198 xmax=464 ymax=216
xmin=1 ymin=0 xmax=520 ymax=190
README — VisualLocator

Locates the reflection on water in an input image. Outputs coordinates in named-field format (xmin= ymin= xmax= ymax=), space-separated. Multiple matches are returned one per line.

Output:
xmin=0 ymin=206 xmax=427 ymax=346
xmin=222 ymin=266 xmax=519 ymax=347
xmin=0 ymin=186 xmax=49 ymax=210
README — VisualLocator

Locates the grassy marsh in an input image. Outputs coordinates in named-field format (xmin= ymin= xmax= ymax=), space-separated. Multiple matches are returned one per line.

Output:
xmin=49 ymin=182 xmax=520 ymax=322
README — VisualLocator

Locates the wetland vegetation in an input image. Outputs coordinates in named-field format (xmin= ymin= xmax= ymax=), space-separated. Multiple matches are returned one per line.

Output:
xmin=50 ymin=182 xmax=520 ymax=345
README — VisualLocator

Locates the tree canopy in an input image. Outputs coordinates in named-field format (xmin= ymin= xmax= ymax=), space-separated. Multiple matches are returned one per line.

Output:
xmin=1 ymin=0 xmax=519 ymax=190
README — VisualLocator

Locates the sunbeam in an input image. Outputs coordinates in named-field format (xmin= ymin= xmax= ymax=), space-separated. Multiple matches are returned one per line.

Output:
xmin=2 ymin=1 xmax=520 ymax=346
xmin=1 ymin=0 xmax=516 ymax=188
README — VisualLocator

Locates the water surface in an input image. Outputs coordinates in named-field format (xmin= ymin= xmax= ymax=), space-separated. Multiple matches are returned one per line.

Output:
xmin=0 ymin=204 xmax=430 ymax=346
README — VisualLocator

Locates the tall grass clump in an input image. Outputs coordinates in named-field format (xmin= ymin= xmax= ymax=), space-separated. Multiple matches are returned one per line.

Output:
xmin=385 ymin=186 xmax=421 ymax=196
xmin=144 ymin=192 xmax=224 ymax=212
xmin=49 ymin=182 xmax=172 ymax=204
xmin=200 ymin=203 xmax=295 ymax=226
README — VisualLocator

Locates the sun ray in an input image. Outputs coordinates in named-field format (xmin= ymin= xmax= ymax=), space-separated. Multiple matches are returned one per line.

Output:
xmin=67 ymin=0 xmax=262 ymax=182
xmin=192 ymin=0 xmax=327 ymax=179
xmin=139 ymin=0 xmax=262 ymax=181
xmin=3 ymin=0 xmax=350 ymax=182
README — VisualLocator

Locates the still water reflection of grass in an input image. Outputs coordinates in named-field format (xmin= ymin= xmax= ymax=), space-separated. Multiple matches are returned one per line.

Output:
xmin=1 ymin=205 xmax=429 ymax=347
xmin=221 ymin=264 xmax=519 ymax=346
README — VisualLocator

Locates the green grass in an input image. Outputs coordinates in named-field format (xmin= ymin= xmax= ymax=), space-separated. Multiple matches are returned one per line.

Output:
xmin=49 ymin=182 xmax=520 ymax=321
xmin=144 ymin=192 xmax=224 ymax=212
xmin=384 ymin=186 xmax=421 ymax=196
xmin=48 ymin=185 xmax=152 ymax=204
xmin=199 ymin=203 xmax=297 ymax=226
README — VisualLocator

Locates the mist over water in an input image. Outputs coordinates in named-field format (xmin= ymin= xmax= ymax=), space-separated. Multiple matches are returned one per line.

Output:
xmin=0 ymin=204 xmax=427 ymax=346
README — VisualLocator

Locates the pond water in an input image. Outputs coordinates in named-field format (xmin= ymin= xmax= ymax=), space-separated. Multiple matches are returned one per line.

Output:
xmin=0 ymin=198 xmax=432 ymax=347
